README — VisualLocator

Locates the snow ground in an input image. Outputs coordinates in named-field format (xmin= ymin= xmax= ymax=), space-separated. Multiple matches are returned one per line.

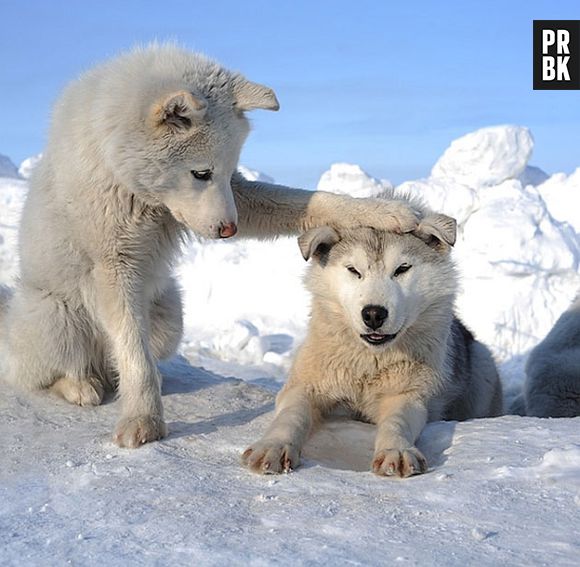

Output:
xmin=1 ymin=358 xmax=579 ymax=566
xmin=1 ymin=125 xmax=580 ymax=565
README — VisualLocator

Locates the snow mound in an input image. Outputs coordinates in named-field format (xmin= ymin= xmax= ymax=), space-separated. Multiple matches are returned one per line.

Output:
xmin=396 ymin=127 xmax=579 ymax=372
xmin=18 ymin=154 xmax=42 ymax=179
xmin=431 ymin=125 xmax=533 ymax=187
xmin=398 ymin=177 xmax=477 ymax=226
xmin=317 ymin=163 xmax=392 ymax=198
xmin=536 ymin=167 xmax=580 ymax=230
xmin=0 ymin=154 xmax=20 ymax=179
xmin=237 ymin=165 xmax=274 ymax=184
xmin=519 ymin=165 xmax=549 ymax=187
xmin=449 ymin=179 xmax=579 ymax=361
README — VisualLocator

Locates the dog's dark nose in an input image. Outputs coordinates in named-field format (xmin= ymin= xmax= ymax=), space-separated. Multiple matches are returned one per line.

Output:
xmin=219 ymin=222 xmax=238 ymax=238
xmin=361 ymin=305 xmax=388 ymax=330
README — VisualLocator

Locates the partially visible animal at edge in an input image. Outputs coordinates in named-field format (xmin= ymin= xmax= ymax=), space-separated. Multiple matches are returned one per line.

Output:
xmin=518 ymin=294 xmax=580 ymax=418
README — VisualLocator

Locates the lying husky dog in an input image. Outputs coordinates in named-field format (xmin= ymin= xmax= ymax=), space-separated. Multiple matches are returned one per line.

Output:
xmin=0 ymin=45 xmax=416 ymax=448
xmin=523 ymin=294 xmax=580 ymax=418
xmin=243 ymin=212 xmax=503 ymax=477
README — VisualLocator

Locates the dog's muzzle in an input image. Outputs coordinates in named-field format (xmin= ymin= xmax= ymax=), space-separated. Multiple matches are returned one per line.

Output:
xmin=360 ymin=332 xmax=397 ymax=346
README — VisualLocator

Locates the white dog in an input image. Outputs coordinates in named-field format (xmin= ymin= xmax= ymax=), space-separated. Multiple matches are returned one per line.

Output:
xmin=243 ymin=209 xmax=502 ymax=477
xmin=0 ymin=45 xmax=417 ymax=448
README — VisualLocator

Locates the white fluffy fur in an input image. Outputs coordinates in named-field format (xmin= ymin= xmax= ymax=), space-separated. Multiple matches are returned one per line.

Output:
xmin=0 ymin=45 xmax=418 ymax=448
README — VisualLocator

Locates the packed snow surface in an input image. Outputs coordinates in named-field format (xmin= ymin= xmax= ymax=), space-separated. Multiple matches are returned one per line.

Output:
xmin=1 ymin=125 xmax=579 ymax=565
xmin=1 ymin=361 xmax=579 ymax=566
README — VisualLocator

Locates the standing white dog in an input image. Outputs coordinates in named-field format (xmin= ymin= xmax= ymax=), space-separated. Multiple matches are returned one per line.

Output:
xmin=0 ymin=45 xmax=416 ymax=448
xmin=243 ymin=208 xmax=502 ymax=477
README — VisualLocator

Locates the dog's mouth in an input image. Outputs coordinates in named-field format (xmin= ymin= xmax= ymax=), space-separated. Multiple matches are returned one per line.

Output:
xmin=360 ymin=332 xmax=398 ymax=346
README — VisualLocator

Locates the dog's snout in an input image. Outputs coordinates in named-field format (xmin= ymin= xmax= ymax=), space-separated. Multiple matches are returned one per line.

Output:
xmin=362 ymin=305 xmax=388 ymax=330
xmin=219 ymin=222 xmax=238 ymax=239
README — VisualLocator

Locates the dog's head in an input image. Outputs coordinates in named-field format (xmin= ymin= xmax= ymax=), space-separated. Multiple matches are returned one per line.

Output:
xmin=298 ymin=214 xmax=457 ymax=349
xmin=110 ymin=47 xmax=279 ymax=239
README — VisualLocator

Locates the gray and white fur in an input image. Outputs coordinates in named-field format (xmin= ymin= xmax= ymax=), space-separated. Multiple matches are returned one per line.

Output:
xmin=243 ymin=209 xmax=502 ymax=477
xmin=523 ymin=294 xmax=580 ymax=417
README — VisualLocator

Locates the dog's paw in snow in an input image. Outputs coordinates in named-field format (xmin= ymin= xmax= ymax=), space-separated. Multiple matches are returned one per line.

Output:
xmin=114 ymin=415 xmax=167 ymax=448
xmin=372 ymin=447 xmax=428 ymax=478
xmin=50 ymin=374 xmax=104 ymax=407
xmin=242 ymin=441 xmax=300 ymax=474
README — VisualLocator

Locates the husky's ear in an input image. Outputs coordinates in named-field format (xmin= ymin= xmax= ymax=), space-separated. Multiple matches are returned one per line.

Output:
xmin=152 ymin=91 xmax=207 ymax=131
xmin=415 ymin=213 xmax=457 ymax=251
xmin=234 ymin=79 xmax=280 ymax=112
xmin=298 ymin=227 xmax=340 ymax=263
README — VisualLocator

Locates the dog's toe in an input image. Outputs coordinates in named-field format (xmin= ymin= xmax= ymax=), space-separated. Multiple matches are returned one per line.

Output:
xmin=114 ymin=415 xmax=167 ymax=448
xmin=242 ymin=442 xmax=299 ymax=475
xmin=50 ymin=375 xmax=104 ymax=407
xmin=372 ymin=447 xmax=428 ymax=478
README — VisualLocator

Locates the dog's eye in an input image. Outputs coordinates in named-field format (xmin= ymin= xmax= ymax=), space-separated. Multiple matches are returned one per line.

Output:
xmin=346 ymin=266 xmax=362 ymax=279
xmin=191 ymin=169 xmax=212 ymax=181
xmin=393 ymin=263 xmax=412 ymax=277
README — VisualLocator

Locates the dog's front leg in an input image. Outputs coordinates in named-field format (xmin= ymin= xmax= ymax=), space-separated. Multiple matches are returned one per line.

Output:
xmin=372 ymin=394 xmax=428 ymax=478
xmin=231 ymin=172 xmax=418 ymax=238
xmin=93 ymin=264 xmax=166 ymax=448
xmin=242 ymin=386 xmax=319 ymax=474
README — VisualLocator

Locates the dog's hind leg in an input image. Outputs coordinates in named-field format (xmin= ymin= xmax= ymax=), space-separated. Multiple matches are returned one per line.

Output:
xmin=3 ymin=285 xmax=104 ymax=404
xmin=50 ymin=374 xmax=104 ymax=406
xmin=149 ymin=278 xmax=184 ymax=362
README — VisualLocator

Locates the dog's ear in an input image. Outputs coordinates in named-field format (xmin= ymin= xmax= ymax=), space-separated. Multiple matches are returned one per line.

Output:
xmin=415 ymin=213 xmax=457 ymax=251
xmin=233 ymin=79 xmax=280 ymax=112
xmin=298 ymin=227 xmax=340 ymax=262
xmin=152 ymin=91 xmax=207 ymax=131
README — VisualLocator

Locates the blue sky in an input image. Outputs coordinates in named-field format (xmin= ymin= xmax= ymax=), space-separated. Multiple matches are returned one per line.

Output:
xmin=1 ymin=0 xmax=578 ymax=187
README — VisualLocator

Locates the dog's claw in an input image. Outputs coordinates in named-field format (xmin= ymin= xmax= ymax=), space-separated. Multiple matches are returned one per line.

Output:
xmin=242 ymin=441 xmax=299 ymax=475
xmin=114 ymin=415 xmax=167 ymax=448
xmin=372 ymin=447 xmax=428 ymax=478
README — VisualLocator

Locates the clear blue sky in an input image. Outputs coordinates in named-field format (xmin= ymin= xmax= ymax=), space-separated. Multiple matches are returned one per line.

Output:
xmin=1 ymin=0 xmax=578 ymax=187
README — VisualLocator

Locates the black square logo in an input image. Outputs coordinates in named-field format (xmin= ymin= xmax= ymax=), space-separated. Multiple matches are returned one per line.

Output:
xmin=533 ymin=20 xmax=580 ymax=90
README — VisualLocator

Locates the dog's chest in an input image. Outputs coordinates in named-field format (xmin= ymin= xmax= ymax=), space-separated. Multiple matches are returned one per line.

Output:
xmin=324 ymin=360 xmax=410 ymax=418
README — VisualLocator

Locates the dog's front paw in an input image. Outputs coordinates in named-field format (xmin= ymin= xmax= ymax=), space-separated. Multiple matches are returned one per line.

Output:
xmin=114 ymin=415 xmax=167 ymax=448
xmin=241 ymin=441 xmax=299 ymax=474
xmin=372 ymin=447 xmax=428 ymax=478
